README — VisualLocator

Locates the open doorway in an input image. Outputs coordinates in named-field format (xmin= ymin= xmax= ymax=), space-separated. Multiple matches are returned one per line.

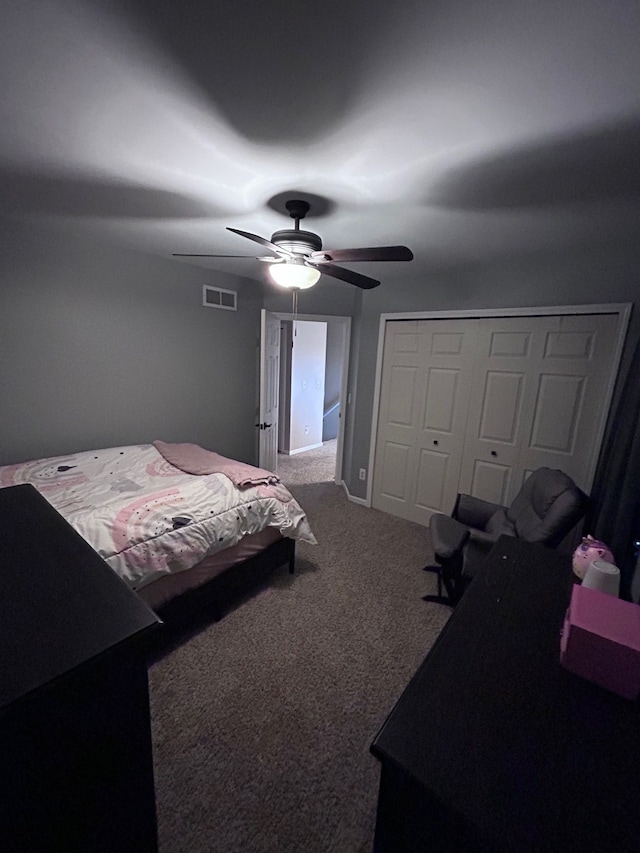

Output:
xmin=273 ymin=312 xmax=351 ymax=485
xmin=278 ymin=320 xmax=328 ymax=456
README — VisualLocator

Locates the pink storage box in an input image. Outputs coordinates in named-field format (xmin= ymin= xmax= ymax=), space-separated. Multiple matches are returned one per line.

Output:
xmin=560 ymin=583 xmax=640 ymax=700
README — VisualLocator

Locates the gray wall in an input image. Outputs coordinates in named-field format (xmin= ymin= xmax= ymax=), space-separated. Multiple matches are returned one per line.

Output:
xmin=345 ymin=242 xmax=640 ymax=499
xmin=0 ymin=217 xmax=263 ymax=465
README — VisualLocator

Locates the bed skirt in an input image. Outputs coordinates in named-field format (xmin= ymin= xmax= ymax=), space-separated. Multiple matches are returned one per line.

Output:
xmin=141 ymin=533 xmax=295 ymax=624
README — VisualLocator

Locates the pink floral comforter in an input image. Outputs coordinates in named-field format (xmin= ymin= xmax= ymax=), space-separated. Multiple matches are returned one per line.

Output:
xmin=0 ymin=443 xmax=316 ymax=589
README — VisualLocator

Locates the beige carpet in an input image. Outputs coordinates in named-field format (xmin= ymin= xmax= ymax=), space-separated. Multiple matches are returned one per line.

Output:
xmin=276 ymin=439 xmax=338 ymax=486
xmin=149 ymin=441 xmax=450 ymax=852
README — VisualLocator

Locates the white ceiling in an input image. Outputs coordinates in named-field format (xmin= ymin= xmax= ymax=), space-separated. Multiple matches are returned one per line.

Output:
xmin=1 ymin=0 xmax=639 ymax=287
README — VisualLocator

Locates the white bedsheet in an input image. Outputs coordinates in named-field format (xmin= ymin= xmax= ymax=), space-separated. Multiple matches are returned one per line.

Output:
xmin=0 ymin=444 xmax=316 ymax=589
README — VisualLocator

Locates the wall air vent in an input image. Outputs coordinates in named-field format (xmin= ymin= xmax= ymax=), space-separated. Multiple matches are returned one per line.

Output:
xmin=202 ymin=285 xmax=237 ymax=311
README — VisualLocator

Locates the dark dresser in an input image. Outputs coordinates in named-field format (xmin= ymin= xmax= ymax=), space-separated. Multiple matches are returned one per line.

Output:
xmin=371 ymin=535 xmax=640 ymax=852
xmin=0 ymin=484 xmax=161 ymax=852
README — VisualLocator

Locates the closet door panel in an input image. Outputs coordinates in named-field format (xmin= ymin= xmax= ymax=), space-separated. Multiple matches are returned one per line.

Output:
xmin=458 ymin=318 xmax=547 ymax=503
xmin=515 ymin=313 xmax=620 ymax=489
xmin=423 ymin=367 xmax=460 ymax=433
xmin=528 ymin=374 xmax=585 ymax=454
xmin=468 ymin=460 xmax=512 ymax=506
xmin=373 ymin=322 xmax=422 ymax=519
xmin=415 ymin=448 xmax=450 ymax=511
xmin=413 ymin=323 xmax=478 ymax=520
xmin=411 ymin=364 xmax=462 ymax=515
xmin=373 ymin=320 xmax=477 ymax=523
xmin=378 ymin=443 xmax=412 ymax=502
xmin=387 ymin=365 xmax=419 ymax=427
xmin=478 ymin=371 xmax=526 ymax=443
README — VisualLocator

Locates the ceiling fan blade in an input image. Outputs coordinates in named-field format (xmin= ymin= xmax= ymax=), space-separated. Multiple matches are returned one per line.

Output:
xmin=312 ymin=245 xmax=414 ymax=263
xmin=173 ymin=253 xmax=256 ymax=258
xmin=227 ymin=227 xmax=293 ymax=257
xmin=310 ymin=262 xmax=380 ymax=289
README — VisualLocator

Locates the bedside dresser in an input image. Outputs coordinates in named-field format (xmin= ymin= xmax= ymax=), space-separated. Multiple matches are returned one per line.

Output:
xmin=372 ymin=536 xmax=640 ymax=852
xmin=0 ymin=484 xmax=161 ymax=852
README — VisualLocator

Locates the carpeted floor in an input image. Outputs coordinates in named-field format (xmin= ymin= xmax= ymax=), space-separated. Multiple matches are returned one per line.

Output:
xmin=276 ymin=439 xmax=338 ymax=486
xmin=149 ymin=441 xmax=450 ymax=852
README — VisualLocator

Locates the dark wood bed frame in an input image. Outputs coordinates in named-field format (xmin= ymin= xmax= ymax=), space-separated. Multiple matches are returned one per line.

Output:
xmin=153 ymin=536 xmax=296 ymax=627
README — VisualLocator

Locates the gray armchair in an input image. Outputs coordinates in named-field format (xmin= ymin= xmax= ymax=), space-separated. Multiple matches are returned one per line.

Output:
xmin=425 ymin=467 xmax=589 ymax=606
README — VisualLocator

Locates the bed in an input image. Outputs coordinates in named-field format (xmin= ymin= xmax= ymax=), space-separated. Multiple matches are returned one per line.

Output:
xmin=0 ymin=440 xmax=317 ymax=621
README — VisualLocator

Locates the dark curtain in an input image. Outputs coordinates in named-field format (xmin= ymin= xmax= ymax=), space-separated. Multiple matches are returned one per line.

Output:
xmin=588 ymin=332 xmax=640 ymax=600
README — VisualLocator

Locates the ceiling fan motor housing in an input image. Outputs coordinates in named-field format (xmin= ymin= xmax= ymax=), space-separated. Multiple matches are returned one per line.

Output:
xmin=270 ymin=229 xmax=323 ymax=255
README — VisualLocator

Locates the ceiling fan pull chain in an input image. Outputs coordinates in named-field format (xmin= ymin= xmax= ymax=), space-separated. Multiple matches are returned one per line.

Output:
xmin=292 ymin=288 xmax=299 ymax=338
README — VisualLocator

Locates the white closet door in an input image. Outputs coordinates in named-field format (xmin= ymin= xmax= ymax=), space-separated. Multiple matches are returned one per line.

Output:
xmin=373 ymin=310 xmax=623 ymax=527
xmin=515 ymin=312 xmax=619 ymax=493
xmin=457 ymin=316 xmax=551 ymax=505
xmin=458 ymin=312 xmax=620 ymax=505
xmin=372 ymin=319 xmax=478 ymax=523
xmin=372 ymin=320 xmax=421 ymax=522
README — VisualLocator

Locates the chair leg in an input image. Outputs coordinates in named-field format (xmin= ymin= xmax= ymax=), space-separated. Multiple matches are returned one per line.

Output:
xmin=422 ymin=554 xmax=464 ymax=607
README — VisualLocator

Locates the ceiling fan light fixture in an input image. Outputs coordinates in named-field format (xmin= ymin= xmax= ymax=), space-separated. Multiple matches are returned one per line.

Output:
xmin=174 ymin=199 xmax=411 ymax=290
xmin=268 ymin=260 xmax=321 ymax=289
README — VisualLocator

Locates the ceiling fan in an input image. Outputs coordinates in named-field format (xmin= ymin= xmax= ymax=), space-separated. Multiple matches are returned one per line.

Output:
xmin=173 ymin=199 xmax=413 ymax=290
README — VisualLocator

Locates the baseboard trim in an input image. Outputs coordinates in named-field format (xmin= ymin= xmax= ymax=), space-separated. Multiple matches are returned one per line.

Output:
xmin=339 ymin=480 xmax=368 ymax=506
xmin=284 ymin=442 xmax=324 ymax=456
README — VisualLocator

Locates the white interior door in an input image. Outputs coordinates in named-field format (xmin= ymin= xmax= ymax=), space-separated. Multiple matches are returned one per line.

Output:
xmin=259 ymin=310 xmax=280 ymax=472
xmin=372 ymin=319 xmax=478 ymax=523
xmin=271 ymin=312 xmax=351 ymax=484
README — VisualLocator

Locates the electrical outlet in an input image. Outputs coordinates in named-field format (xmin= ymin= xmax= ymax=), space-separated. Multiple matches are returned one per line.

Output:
xmin=359 ymin=468 xmax=366 ymax=481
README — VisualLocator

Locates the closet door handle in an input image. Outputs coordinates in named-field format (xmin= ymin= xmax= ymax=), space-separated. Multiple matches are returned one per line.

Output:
xmin=433 ymin=440 xmax=439 ymax=446
xmin=491 ymin=450 xmax=497 ymax=457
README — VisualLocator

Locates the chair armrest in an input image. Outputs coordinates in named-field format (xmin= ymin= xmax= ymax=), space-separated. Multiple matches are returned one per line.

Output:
xmin=468 ymin=528 xmax=504 ymax=549
xmin=429 ymin=514 xmax=471 ymax=560
xmin=454 ymin=493 xmax=506 ymax=528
